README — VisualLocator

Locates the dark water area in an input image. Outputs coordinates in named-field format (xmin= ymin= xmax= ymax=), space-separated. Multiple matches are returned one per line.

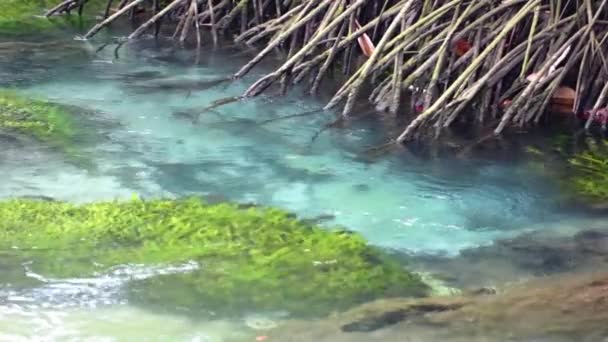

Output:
xmin=1 ymin=23 xmax=607 ymax=341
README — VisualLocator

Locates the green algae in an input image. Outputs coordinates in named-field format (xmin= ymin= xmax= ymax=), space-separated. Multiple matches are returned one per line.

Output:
xmin=0 ymin=0 xmax=103 ymax=37
xmin=522 ymin=134 xmax=608 ymax=206
xmin=0 ymin=89 xmax=81 ymax=148
xmin=0 ymin=0 xmax=68 ymax=36
xmin=0 ymin=197 xmax=428 ymax=316
xmin=528 ymin=135 xmax=608 ymax=206
xmin=565 ymin=139 xmax=608 ymax=203
xmin=0 ymin=90 xmax=98 ymax=169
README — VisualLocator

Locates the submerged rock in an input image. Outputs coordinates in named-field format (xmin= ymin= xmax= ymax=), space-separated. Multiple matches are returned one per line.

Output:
xmin=574 ymin=230 xmax=608 ymax=255
xmin=301 ymin=213 xmax=336 ymax=225
xmin=0 ymin=197 xmax=428 ymax=317
xmin=0 ymin=130 xmax=23 ymax=145
xmin=0 ymin=90 xmax=97 ymax=168
xmin=412 ymin=226 xmax=608 ymax=289
xmin=17 ymin=195 xmax=56 ymax=202
xmin=129 ymin=76 xmax=230 ymax=93
xmin=1 ymin=90 xmax=75 ymax=144
xmin=269 ymin=272 xmax=608 ymax=341
xmin=96 ymin=70 xmax=166 ymax=83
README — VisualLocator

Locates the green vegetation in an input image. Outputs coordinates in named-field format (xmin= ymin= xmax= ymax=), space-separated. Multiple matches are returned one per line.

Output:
xmin=0 ymin=1 xmax=40 ymax=25
xmin=0 ymin=197 xmax=428 ymax=316
xmin=0 ymin=0 xmax=102 ymax=37
xmin=0 ymin=90 xmax=77 ymax=147
xmin=566 ymin=139 xmax=608 ymax=203
xmin=0 ymin=0 xmax=63 ymax=36
xmin=525 ymin=135 xmax=608 ymax=206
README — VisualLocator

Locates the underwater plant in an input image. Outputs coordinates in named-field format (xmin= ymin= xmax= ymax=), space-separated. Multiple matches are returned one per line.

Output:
xmin=0 ymin=0 xmax=103 ymax=37
xmin=0 ymin=0 xmax=50 ymax=34
xmin=0 ymin=90 xmax=97 ymax=168
xmin=523 ymin=135 xmax=608 ymax=206
xmin=0 ymin=197 xmax=428 ymax=317
xmin=0 ymin=90 xmax=77 ymax=146
xmin=566 ymin=139 xmax=608 ymax=203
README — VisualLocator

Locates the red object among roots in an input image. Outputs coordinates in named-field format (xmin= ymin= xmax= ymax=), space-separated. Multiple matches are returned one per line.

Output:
xmin=453 ymin=39 xmax=472 ymax=57
xmin=579 ymin=108 xmax=608 ymax=125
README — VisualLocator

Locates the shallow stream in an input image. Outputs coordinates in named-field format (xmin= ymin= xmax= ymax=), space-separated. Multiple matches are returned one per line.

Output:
xmin=0 ymin=26 xmax=605 ymax=341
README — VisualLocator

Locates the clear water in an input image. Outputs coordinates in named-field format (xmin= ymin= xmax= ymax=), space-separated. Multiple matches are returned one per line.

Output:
xmin=0 ymin=30 xmax=597 ymax=340
xmin=1 ymin=37 xmax=571 ymax=254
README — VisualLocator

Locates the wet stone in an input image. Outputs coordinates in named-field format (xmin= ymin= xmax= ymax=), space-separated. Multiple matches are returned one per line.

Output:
xmin=270 ymin=272 xmax=608 ymax=342
xmin=411 ymin=228 xmax=608 ymax=289
xmin=574 ymin=230 xmax=608 ymax=255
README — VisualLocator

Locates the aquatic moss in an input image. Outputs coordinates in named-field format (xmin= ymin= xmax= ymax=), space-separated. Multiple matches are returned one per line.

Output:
xmin=0 ymin=90 xmax=77 ymax=146
xmin=0 ymin=90 xmax=97 ymax=169
xmin=0 ymin=197 xmax=428 ymax=317
xmin=524 ymin=135 xmax=608 ymax=206
xmin=565 ymin=139 xmax=608 ymax=203
xmin=0 ymin=0 xmax=66 ymax=36
xmin=0 ymin=0 xmax=103 ymax=37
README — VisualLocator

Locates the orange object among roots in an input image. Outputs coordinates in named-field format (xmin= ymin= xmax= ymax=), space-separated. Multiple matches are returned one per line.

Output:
xmin=354 ymin=20 xmax=375 ymax=58
xmin=500 ymin=87 xmax=576 ymax=114
xmin=550 ymin=86 xmax=576 ymax=114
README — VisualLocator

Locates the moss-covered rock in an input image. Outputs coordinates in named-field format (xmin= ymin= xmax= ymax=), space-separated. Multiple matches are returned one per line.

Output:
xmin=0 ymin=90 xmax=75 ymax=142
xmin=0 ymin=197 xmax=428 ymax=316
xmin=0 ymin=90 xmax=86 ymax=158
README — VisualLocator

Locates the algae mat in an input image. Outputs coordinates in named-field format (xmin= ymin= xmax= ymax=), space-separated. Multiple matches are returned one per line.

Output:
xmin=0 ymin=197 xmax=428 ymax=317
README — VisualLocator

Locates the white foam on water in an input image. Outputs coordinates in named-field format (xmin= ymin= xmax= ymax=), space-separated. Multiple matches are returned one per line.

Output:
xmin=0 ymin=305 xmax=248 ymax=341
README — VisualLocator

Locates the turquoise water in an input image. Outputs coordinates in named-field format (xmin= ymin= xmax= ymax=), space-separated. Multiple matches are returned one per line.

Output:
xmin=1 ymin=37 xmax=571 ymax=254
xmin=0 ymin=32 xmax=597 ymax=340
